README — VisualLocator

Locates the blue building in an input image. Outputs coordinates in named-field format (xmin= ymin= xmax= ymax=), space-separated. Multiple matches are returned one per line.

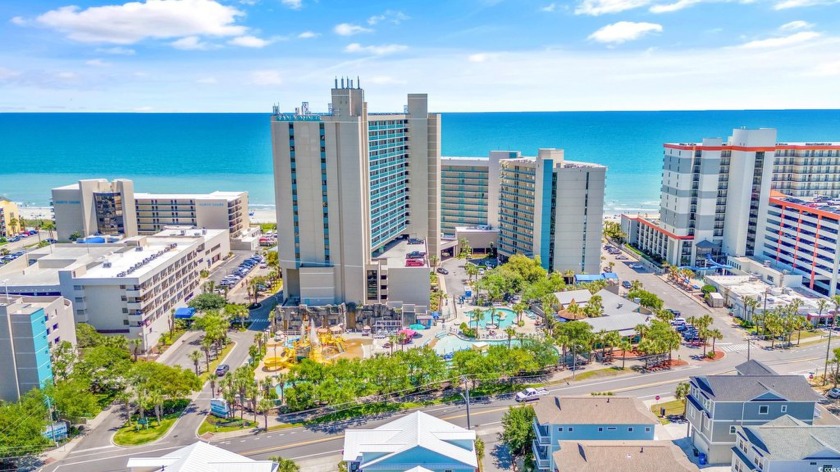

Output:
xmin=0 ymin=295 xmax=76 ymax=401
xmin=532 ymin=396 xmax=659 ymax=471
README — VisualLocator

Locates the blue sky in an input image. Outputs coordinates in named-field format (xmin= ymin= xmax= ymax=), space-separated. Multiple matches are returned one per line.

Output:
xmin=1 ymin=0 xmax=839 ymax=112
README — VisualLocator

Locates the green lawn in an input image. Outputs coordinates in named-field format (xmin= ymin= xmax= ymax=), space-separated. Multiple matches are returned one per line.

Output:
xmin=198 ymin=415 xmax=257 ymax=435
xmin=572 ymin=367 xmax=631 ymax=381
xmin=113 ymin=415 xmax=179 ymax=446
xmin=650 ymin=399 xmax=685 ymax=424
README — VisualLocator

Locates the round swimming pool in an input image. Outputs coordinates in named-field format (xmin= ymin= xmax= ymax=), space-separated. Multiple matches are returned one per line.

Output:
xmin=476 ymin=307 xmax=516 ymax=329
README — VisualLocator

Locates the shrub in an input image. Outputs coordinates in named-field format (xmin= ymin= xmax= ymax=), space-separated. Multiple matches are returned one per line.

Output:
xmin=701 ymin=284 xmax=717 ymax=295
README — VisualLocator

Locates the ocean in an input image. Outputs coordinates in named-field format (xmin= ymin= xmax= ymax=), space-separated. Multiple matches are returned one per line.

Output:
xmin=2 ymin=110 xmax=840 ymax=214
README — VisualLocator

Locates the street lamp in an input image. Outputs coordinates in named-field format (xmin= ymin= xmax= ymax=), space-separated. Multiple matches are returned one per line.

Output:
xmin=824 ymin=311 xmax=836 ymax=385
xmin=460 ymin=375 xmax=472 ymax=430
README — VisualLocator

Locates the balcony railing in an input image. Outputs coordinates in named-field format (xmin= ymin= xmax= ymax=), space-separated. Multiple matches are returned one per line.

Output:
xmin=532 ymin=442 xmax=550 ymax=470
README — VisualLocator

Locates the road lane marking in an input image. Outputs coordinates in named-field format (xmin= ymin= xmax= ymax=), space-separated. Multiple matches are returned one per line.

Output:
xmin=69 ymin=445 xmax=116 ymax=454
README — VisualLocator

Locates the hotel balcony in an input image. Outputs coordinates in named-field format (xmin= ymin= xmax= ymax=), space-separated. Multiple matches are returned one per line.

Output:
xmin=532 ymin=441 xmax=550 ymax=470
xmin=533 ymin=420 xmax=550 ymax=445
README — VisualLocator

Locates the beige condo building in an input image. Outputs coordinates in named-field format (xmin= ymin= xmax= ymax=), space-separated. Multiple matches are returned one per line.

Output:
xmin=0 ymin=198 xmax=21 ymax=238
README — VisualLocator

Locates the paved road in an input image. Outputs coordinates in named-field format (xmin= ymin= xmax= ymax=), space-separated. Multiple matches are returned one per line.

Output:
xmin=45 ymin=333 xmax=836 ymax=472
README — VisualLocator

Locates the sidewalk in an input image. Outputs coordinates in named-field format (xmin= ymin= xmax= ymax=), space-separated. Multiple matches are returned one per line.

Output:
xmin=41 ymin=404 xmax=115 ymax=466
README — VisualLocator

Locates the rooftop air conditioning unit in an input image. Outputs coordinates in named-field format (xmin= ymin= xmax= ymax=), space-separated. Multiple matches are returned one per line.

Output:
xmin=103 ymin=262 xmax=112 ymax=268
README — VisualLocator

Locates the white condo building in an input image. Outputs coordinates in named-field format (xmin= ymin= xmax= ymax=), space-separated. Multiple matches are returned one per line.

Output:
xmin=441 ymin=150 xmax=606 ymax=274
xmin=0 ymin=228 xmax=229 ymax=350
xmin=271 ymin=80 xmax=440 ymax=307
xmin=52 ymin=179 xmax=249 ymax=242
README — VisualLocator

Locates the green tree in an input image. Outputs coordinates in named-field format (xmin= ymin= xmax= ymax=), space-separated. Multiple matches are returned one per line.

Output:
xmin=0 ymin=389 xmax=51 ymax=462
xmin=617 ymin=339 xmax=632 ymax=369
xmin=501 ymin=405 xmax=536 ymax=458
xmin=504 ymin=326 xmax=517 ymax=349
xmin=43 ymin=379 xmax=99 ymax=422
xmin=675 ymin=382 xmax=690 ymax=416
xmin=189 ymin=350 xmax=202 ymax=375
xmin=50 ymin=340 xmax=77 ymax=382
xmin=129 ymin=338 xmax=143 ymax=362
xmin=258 ymin=398 xmax=274 ymax=431
xmin=188 ymin=293 xmax=227 ymax=313
xmin=458 ymin=237 xmax=472 ymax=260
xmin=627 ymin=289 xmax=663 ymax=310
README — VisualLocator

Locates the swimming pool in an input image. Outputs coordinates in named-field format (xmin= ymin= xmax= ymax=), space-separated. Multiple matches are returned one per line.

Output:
xmin=433 ymin=335 xmax=521 ymax=355
xmin=476 ymin=307 xmax=516 ymax=329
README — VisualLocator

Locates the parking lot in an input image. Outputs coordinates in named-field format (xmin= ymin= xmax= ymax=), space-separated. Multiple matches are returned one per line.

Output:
xmin=206 ymin=250 xmax=268 ymax=301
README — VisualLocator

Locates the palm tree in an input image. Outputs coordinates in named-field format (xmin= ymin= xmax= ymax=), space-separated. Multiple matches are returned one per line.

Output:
xmin=388 ymin=334 xmax=398 ymax=355
xmin=275 ymin=373 xmax=287 ymax=404
xmin=429 ymin=254 xmax=439 ymax=269
xmin=513 ymin=301 xmax=528 ymax=325
xmin=258 ymin=398 xmax=274 ymax=431
xmin=630 ymin=280 xmax=643 ymax=291
xmin=743 ymin=295 xmax=760 ymax=325
xmin=504 ymin=326 xmax=517 ymax=349
xmin=675 ymin=382 xmax=690 ymax=416
xmin=201 ymin=337 xmax=213 ymax=372
xmin=129 ymin=338 xmax=143 ymax=362
xmin=148 ymin=391 xmax=164 ymax=426
xmin=189 ymin=350 xmax=202 ymax=375
xmin=617 ymin=339 xmax=632 ymax=369
xmin=707 ymin=328 xmax=723 ymax=356
xmin=634 ymin=323 xmax=649 ymax=342
xmin=465 ymin=264 xmax=479 ymax=284
xmin=469 ymin=309 xmax=483 ymax=332
xmin=268 ymin=456 xmax=300 ymax=472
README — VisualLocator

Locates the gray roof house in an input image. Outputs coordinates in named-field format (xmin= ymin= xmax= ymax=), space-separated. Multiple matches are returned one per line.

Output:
xmin=552 ymin=440 xmax=698 ymax=472
xmin=686 ymin=374 xmax=822 ymax=465
xmin=732 ymin=415 xmax=840 ymax=472
xmin=735 ymin=360 xmax=777 ymax=376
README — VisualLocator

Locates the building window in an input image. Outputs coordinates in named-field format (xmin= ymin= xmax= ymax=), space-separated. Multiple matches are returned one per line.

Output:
xmin=645 ymin=427 xmax=651 ymax=432
xmin=558 ymin=427 xmax=563 ymax=432
xmin=759 ymin=405 xmax=769 ymax=415
xmin=781 ymin=405 xmax=787 ymax=413
xmin=598 ymin=427 xmax=603 ymax=432
xmin=568 ymin=427 xmax=573 ymax=432
xmin=730 ymin=425 xmax=737 ymax=434
xmin=628 ymin=427 xmax=633 ymax=432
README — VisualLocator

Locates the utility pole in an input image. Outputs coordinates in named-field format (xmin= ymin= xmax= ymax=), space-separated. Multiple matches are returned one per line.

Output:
xmin=461 ymin=375 xmax=472 ymax=430
xmin=824 ymin=315 xmax=836 ymax=385
xmin=746 ymin=332 xmax=751 ymax=361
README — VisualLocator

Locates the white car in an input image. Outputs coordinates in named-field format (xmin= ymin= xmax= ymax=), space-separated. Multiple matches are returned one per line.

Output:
xmin=515 ymin=387 xmax=549 ymax=402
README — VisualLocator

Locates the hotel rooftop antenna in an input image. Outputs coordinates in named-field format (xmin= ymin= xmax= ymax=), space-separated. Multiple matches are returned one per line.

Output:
xmin=357 ymin=76 xmax=360 ymax=89
xmin=341 ymin=77 xmax=345 ymax=88
xmin=334 ymin=77 xmax=338 ymax=88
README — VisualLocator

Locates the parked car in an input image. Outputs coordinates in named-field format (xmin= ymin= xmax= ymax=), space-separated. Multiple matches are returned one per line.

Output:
xmin=407 ymin=238 xmax=424 ymax=245
xmin=666 ymin=309 xmax=682 ymax=317
xmin=405 ymin=259 xmax=424 ymax=267
xmin=436 ymin=267 xmax=449 ymax=275
xmin=515 ymin=387 xmax=549 ymax=402
xmin=215 ymin=364 xmax=230 ymax=376
xmin=622 ymin=280 xmax=632 ymax=289
xmin=405 ymin=251 xmax=426 ymax=258
xmin=827 ymin=387 xmax=840 ymax=399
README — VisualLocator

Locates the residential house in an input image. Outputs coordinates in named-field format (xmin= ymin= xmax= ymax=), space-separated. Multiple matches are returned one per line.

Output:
xmin=552 ymin=440 xmax=698 ymax=472
xmin=686 ymin=373 xmax=822 ymax=465
xmin=732 ymin=415 xmax=840 ymax=472
xmin=532 ymin=396 xmax=659 ymax=471
xmin=126 ymin=441 xmax=277 ymax=471
xmin=735 ymin=360 xmax=777 ymax=376
xmin=342 ymin=411 xmax=478 ymax=472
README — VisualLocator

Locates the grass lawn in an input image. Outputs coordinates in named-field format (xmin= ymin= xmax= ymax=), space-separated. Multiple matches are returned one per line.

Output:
xmin=794 ymin=330 xmax=822 ymax=342
xmin=199 ymin=342 xmax=235 ymax=383
xmin=113 ymin=415 xmax=179 ymax=446
xmin=198 ymin=415 xmax=257 ymax=435
xmin=650 ymin=399 xmax=685 ymax=424
xmin=572 ymin=367 xmax=631 ymax=381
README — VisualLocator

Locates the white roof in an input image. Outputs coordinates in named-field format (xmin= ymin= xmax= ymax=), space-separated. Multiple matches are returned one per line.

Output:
xmin=134 ymin=191 xmax=245 ymax=201
xmin=343 ymin=411 xmax=477 ymax=469
xmin=126 ymin=441 xmax=276 ymax=472
xmin=554 ymin=289 xmax=592 ymax=307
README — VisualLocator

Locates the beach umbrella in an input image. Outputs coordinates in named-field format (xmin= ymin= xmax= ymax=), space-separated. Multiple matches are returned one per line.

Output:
xmin=409 ymin=323 xmax=426 ymax=331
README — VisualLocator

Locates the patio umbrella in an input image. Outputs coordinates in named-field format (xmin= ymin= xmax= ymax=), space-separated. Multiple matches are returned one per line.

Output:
xmin=409 ymin=323 xmax=426 ymax=331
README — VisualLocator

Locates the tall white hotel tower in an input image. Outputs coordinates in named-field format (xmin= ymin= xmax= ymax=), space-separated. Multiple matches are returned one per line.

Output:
xmin=271 ymin=79 xmax=440 ymax=306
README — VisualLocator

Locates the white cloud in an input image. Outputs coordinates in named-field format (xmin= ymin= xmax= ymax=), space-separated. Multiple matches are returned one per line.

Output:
xmin=334 ymin=23 xmax=373 ymax=36
xmin=576 ymin=0 xmax=652 ymax=15
xmin=96 ymin=46 xmax=136 ymax=55
xmin=0 ymin=68 xmax=21 ymax=80
xmin=85 ymin=59 xmax=108 ymax=66
xmin=739 ymin=31 xmax=820 ymax=48
xmin=35 ymin=0 xmax=246 ymax=44
xmin=344 ymin=43 xmax=408 ymax=55
xmin=779 ymin=20 xmax=813 ymax=31
xmin=297 ymin=31 xmax=318 ymax=39
xmin=10 ymin=16 xmax=26 ymax=26
xmin=280 ymin=0 xmax=303 ymax=9
xmin=589 ymin=21 xmax=663 ymax=43
xmin=250 ymin=70 xmax=283 ymax=85
xmin=56 ymin=71 xmax=78 ymax=80
xmin=774 ymin=0 xmax=840 ymax=8
xmin=367 ymin=10 xmax=409 ymax=25
xmin=468 ymin=53 xmax=499 ymax=62
xmin=650 ymin=0 xmax=702 ymax=13
xmin=196 ymin=77 xmax=217 ymax=84
xmin=540 ymin=3 xmax=558 ymax=11
xmin=228 ymin=35 xmax=271 ymax=48
xmin=171 ymin=36 xmax=212 ymax=50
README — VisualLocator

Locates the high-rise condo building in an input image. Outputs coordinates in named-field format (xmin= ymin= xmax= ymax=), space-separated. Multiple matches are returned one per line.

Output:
xmin=440 ymin=150 xmax=606 ymax=274
xmin=622 ymin=128 xmax=778 ymax=267
xmin=134 ymin=191 xmax=249 ymax=237
xmin=271 ymin=80 xmax=440 ymax=306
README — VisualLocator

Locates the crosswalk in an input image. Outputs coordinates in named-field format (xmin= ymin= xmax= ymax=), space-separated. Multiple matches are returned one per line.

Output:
xmin=719 ymin=343 xmax=748 ymax=352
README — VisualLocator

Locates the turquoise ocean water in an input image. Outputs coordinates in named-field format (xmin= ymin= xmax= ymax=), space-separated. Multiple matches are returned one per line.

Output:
xmin=1 ymin=110 xmax=839 ymax=214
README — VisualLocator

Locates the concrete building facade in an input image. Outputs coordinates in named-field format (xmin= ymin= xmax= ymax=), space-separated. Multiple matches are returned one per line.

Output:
xmin=52 ymin=179 xmax=138 ymax=241
xmin=271 ymin=81 xmax=439 ymax=307
xmin=134 ymin=191 xmax=249 ymax=237
xmin=440 ymin=157 xmax=491 ymax=236
xmin=0 ymin=295 xmax=76 ymax=401
xmin=0 ymin=199 xmax=21 ymax=238
xmin=0 ymin=229 xmax=229 ymax=350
